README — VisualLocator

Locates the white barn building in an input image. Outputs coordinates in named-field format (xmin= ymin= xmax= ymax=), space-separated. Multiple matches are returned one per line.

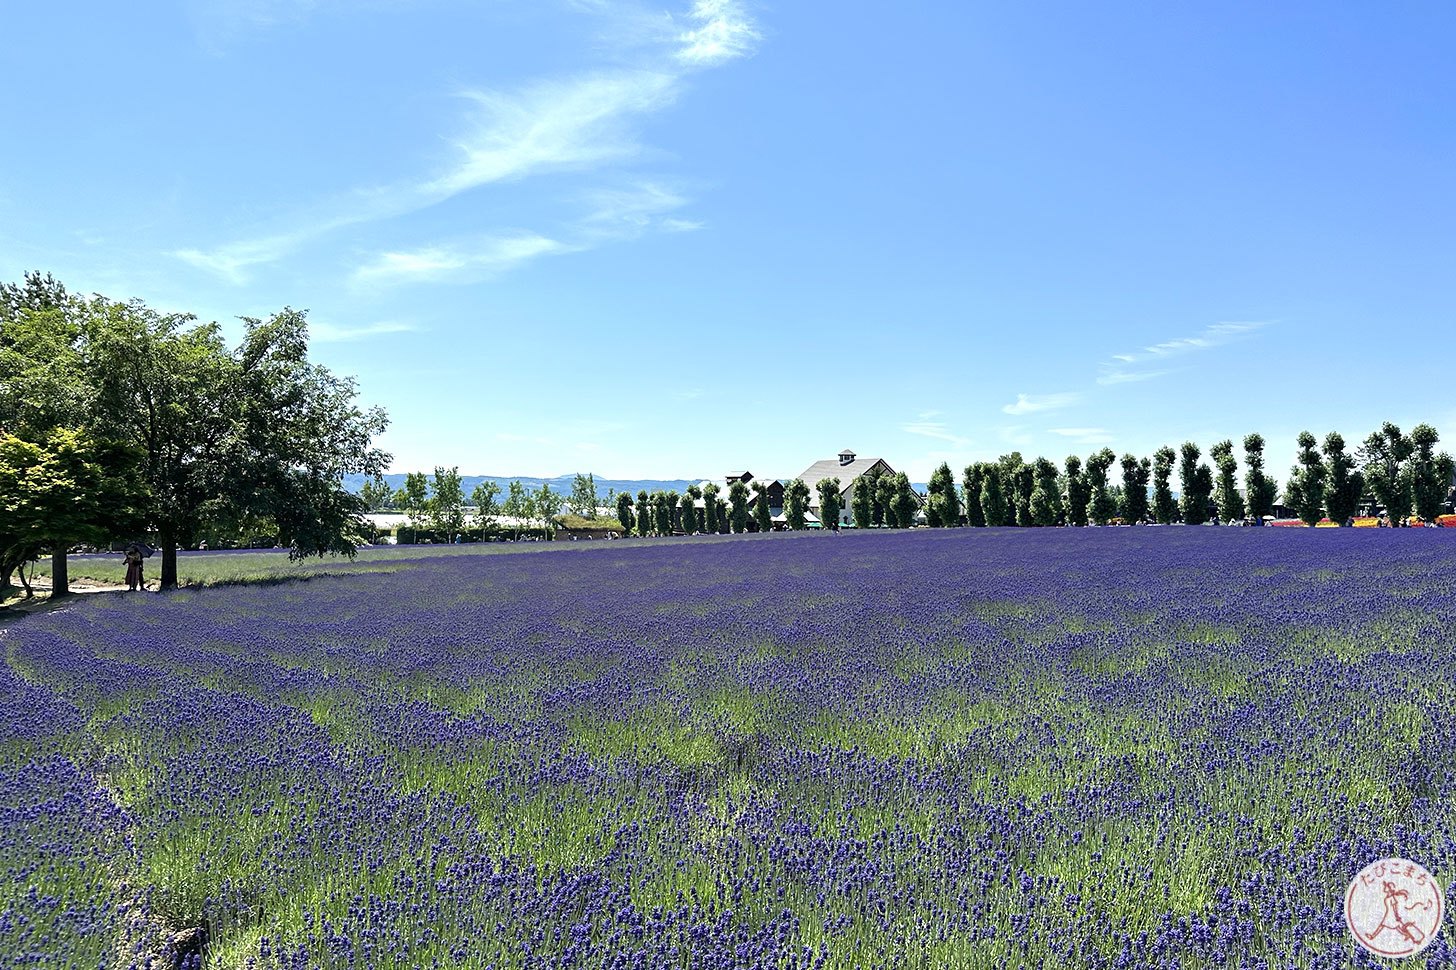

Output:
xmin=792 ymin=449 xmax=905 ymax=527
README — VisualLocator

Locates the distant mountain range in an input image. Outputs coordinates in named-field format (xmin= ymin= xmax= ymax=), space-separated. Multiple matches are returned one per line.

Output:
xmin=342 ymin=473 xmax=699 ymax=501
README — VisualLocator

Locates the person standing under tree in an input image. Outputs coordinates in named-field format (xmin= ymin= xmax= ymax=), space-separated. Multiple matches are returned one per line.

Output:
xmin=124 ymin=543 xmax=144 ymax=592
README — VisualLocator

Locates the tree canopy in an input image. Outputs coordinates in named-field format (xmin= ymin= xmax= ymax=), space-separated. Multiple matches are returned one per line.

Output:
xmin=3 ymin=277 xmax=391 ymax=592
xmin=1285 ymin=432 xmax=1328 ymax=527
xmin=816 ymin=478 xmax=842 ymax=531
xmin=1209 ymin=440 xmax=1245 ymax=523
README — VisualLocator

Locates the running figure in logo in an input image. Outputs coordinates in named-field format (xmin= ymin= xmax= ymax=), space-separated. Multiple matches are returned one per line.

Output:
xmin=1346 ymin=858 xmax=1444 ymax=959
xmin=1368 ymin=879 xmax=1429 ymax=948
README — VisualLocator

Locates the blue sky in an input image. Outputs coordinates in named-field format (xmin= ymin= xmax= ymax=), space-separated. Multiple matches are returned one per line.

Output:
xmin=3 ymin=2 xmax=1453 ymax=481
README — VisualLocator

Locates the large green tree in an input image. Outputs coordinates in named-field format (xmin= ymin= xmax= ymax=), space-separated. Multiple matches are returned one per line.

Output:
xmin=87 ymin=303 xmax=389 ymax=587
xmin=1 ymin=280 xmax=85 ymax=592
xmin=852 ymin=475 xmax=874 ymax=529
xmin=614 ymin=490 xmax=635 ymax=533
xmin=1284 ymin=432 xmax=1327 ymax=527
xmin=1209 ymin=440 xmax=1245 ymax=524
xmin=568 ymin=473 xmax=599 ymax=518
xmin=1152 ymin=447 xmax=1178 ymax=524
xmin=1359 ymin=423 xmax=1413 ymax=526
xmin=962 ymin=464 xmax=987 ymax=527
xmin=752 ymin=481 xmax=773 ymax=532
xmin=635 ymin=490 xmax=652 ymax=536
xmin=1177 ymin=442 xmax=1214 ymax=525
xmin=534 ymin=483 xmax=563 ymax=534
xmin=1008 ymin=458 xmax=1035 ymax=527
xmin=428 ymin=466 xmax=466 ymax=542
xmin=1030 ymin=457 xmax=1062 ymax=526
xmin=926 ymin=462 xmax=960 ymax=527
xmin=1407 ymin=424 xmax=1452 ymax=523
xmin=1322 ymin=432 xmax=1363 ymax=525
xmin=679 ymin=492 xmax=698 ymax=534
xmin=1086 ymin=449 xmax=1117 ymax=525
xmin=398 ymin=472 xmax=431 ymax=539
xmin=980 ymin=465 xmax=1010 ymax=526
xmin=816 ymin=477 xmax=842 ymax=531
xmin=472 ymin=480 xmax=502 ymax=537
xmin=0 ymin=273 xmax=84 ymax=440
xmin=0 ymin=428 xmax=145 ymax=597
xmin=359 ymin=475 xmax=393 ymax=512
xmin=873 ymin=469 xmax=894 ymax=527
xmin=1063 ymin=456 xmax=1089 ymax=527
xmin=891 ymin=473 xmax=917 ymax=528
xmin=503 ymin=480 xmax=529 ymax=538
xmin=728 ymin=480 xmax=749 ymax=533
xmin=1119 ymin=454 xmax=1150 ymax=525
xmin=653 ymin=491 xmax=675 ymax=536
xmin=784 ymin=479 xmax=810 ymax=530
xmin=1242 ymin=434 xmax=1278 ymax=521
xmin=702 ymin=483 xmax=720 ymax=533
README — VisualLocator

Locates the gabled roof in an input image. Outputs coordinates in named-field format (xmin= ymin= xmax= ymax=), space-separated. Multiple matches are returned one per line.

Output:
xmin=795 ymin=457 xmax=892 ymax=493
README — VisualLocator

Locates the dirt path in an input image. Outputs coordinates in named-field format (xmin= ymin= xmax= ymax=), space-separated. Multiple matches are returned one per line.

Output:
xmin=0 ymin=577 xmax=145 ymax=624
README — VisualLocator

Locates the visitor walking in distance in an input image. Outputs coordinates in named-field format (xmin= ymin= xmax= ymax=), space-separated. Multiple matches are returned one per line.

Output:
xmin=124 ymin=543 xmax=144 ymax=592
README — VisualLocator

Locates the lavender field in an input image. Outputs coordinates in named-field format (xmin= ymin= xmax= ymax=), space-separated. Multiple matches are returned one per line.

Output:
xmin=4 ymin=529 xmax=1456 ymax=969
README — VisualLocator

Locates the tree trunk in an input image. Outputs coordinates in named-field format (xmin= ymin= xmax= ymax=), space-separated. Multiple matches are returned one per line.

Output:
xmin=160 ymin=526 xmax=179 ymax=590
xmin=51 ymin=547 xmax=70 ymax=598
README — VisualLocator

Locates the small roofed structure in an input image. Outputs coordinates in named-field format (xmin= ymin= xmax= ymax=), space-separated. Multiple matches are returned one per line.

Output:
xmin=697 ymin=471 xmax=784 ymax=530
xmin=729 ymin=474 xmax=783 ymax=529
xmin=772 ymin=508 xmax=821 ymax=530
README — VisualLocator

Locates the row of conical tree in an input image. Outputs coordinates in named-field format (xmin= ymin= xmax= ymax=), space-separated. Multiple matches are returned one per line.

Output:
xmin=921 ymin=424 xmax=1452 ymax=528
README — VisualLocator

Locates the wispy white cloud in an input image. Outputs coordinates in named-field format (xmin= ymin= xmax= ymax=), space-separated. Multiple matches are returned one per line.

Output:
xmin=1098 ymin=321 xmax=1269 ymax=386
xmin=1110 ymin=321 xmax=1270 ymax=365
xmin=354 ymin=234 xmax=575 ymax=284
xmin=997 ymin=425 xmax=1034 ymax=448
xmin=1096 ymin=368 xmax=1168 ymax=386
xmin=174 ymin=239 xmax=292 ymax=284
xmin=176 ymin=1 xmax=758 ymax=284
xmin=184 ymin=0 xmax=322 ymax=48
xmin=1049 ymin=427 xmax=1115 ymax=445
xmin=902 ymin=417 xmax=971 ymax=449
xmin=179 ymin=72 xmax=676 ymax=282
xmin=579 ymin=181 xmax=692 ymax=238
xmin=355 ymin=179 xmax=698 ymax=287
xmin=1002 ymin=392 xmax=1080 ymax=416
xmin=424 ymin=72 xmax=677 ymax=198
xmin=674 ymin=0 xmax=760 ymax=67
xmin=308 ymin=319 xmax=417 ymax=342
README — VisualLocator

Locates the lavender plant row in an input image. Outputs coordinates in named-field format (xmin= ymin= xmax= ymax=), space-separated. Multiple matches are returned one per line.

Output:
xmin=3 ymin=528 xmax=1455 ymax=968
